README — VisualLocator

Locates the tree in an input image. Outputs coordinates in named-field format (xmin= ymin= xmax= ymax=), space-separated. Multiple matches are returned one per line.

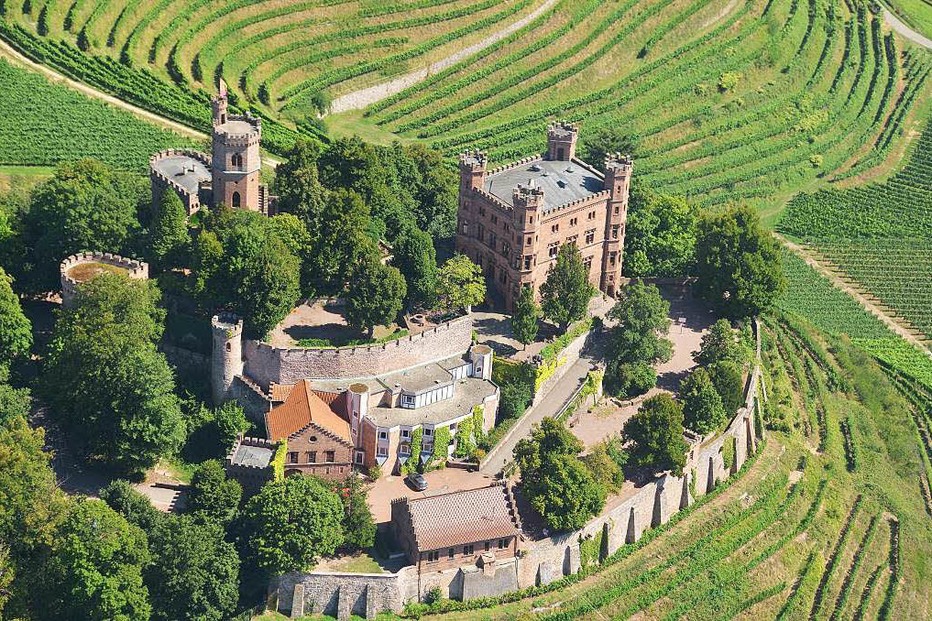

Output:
xmin=582 ymin=441 xmax=625 ymax=492
xmin=345 ymin=258 xmax=407 ymax=338
xmin=622 ymin=393 xmax=688 ymax=476
xmin=149 ymin=191 xmax=189 ymax=270
xmin=680 ymin=367 xmax=727 ymax=435
xmin=605 ymin=281 xmax=672 ymax=397
xmin=99 ymin=479 xmax=164 ymax=532
xmin=498 ymin=379 xmax=533 ymax=421
xmin=623 ymin=187 xmax=696 ymax=278
xmin=0 ymin=267 xmax=31 ymax=373
xmin=241 ymin=475 xmax=345 ymax=574
xmin=514 ymin=418 xmax=606 ymax=531
xmin=435 ymin=254 xmax=486 ymax=312
xmin=540 ymin=244 xmax=595 ymax=332
xmin=332 ymin=475 xmax=376 ymax=552
xmin=43 ymin=273 xmax=184 ymax=475
xmin=188 ymin=460 xmax=243 ymax=526
xmin=40 ymin=499 xmax=150 ymax=621
xmin=694 ymin=319 xmax=746 ymax=366
xmin=391 ymin=227 xmax=438 ymax=309
xmin=274 ymin=140 xmax=326 ymax=224
xmin=511 ymin=286 xmax=540 ymax=348
xmin=0 ymin=383 xmax=30 ymax=427
xmin=146 ymin=516 xmax=239 ymax=621
xmin=21 ymin=160 xmax=145 ymax=291
xmin=694 ymin=205 xmax=785 ymax=319
xmin=183 ymin=401 xmax=250 ymax=462
xmin=306 ymin=189 xmax=380 ymax=295
xmin=707 ymin=360 xmax=744 ymax=415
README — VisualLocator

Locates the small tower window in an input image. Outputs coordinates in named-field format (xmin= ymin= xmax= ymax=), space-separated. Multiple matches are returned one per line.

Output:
xmin=232 ymin=153 xmax=243 ymax=169
xmin=225 ymin=342 xmax=231 ymax=352
xmin=232 ymin=192 xmax=241 ymax=208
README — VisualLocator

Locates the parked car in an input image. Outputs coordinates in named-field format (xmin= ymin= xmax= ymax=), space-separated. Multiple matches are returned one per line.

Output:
xmin=406 ymin=472 xmax=428 ymax=491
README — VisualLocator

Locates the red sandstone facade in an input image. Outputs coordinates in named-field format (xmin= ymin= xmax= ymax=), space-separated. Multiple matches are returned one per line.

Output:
xmin=456 ymin=122 xmax=632 ymax=311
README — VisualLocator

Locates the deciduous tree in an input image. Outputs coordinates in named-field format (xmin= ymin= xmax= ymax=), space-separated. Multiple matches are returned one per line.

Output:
xmin=435 ymin=254 xmax=485 ymax=312
xmin=605 ymin=281 xmax=672 ymax=397
xmin=511 ymin=285 xmax=540 ymax=348
xmin=188 ymin=460 xmax=243 ymax=526
xmin=680 ymin=367 xmax=727 ymax=435
xmin=694 ymin=205 xmax=784 ymax=319
xmin=345 ymin=258 xmax=407 ymax=338
xmin=707 ymin=360 xmax=744 ymax=415
xmin=622 ymin=393 xmax=688 ymax=476
xmin=149 ymin=191 xmax=189 ymax=270
xmin=241 ymin=475 xmax=345 ymax=574
xmin=623 ymin=187 xmax=696 ymax=277
xmin=391 ymin=226 xmax=438 ymax=309
xmin=99 ymin=479 xmax=164 ymax=532
xmin=540 ymin=244 xmax=595 ymax=332
xmin=0 ymin=267 xmax=31 ymax=372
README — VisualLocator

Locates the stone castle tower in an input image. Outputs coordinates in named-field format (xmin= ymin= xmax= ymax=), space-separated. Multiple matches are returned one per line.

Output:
xmin=211 ymin=79 xmax=263 ymax=212
xmin=211 ymin=312 xmax=244 ymax=405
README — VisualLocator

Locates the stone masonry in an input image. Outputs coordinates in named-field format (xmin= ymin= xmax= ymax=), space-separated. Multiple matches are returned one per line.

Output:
xmin=60 ymin=252 xmax=149 ymax=307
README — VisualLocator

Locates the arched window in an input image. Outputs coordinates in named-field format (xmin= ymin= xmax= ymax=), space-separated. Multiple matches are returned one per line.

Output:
xmin=231 ymin=153 xmax=243 ymax=169
xmin=232 ymin=192 xmax=241 ymax=208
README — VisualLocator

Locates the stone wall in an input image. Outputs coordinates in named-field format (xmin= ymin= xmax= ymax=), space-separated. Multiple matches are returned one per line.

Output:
xmin=271 ymin=571 xmax=403 ymax=619
xmin=242 ymin=314 xmax=474 ymax=389
xmin=60 ymin=252 xmax=149 ymax=307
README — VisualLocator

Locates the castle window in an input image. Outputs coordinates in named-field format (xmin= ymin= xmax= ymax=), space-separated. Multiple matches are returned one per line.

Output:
xmin=570 ymin=217 xmax=578 ymax=227
xmin=485 ymin=541 xmax=491 ymax=552
xmin=427 ymin=551 xmax=440 ymax=562
xmin=491 ymin=214 xmax=497 ymax=224
xmin=400 ymin=444 xmax=410 ymax=455
xmin=498 ymin=538 xmax=508 ymax=549
xmin=548 ymin=243 xmax=559 ymax=258
xmin=479 ymin=206 xmax=485 ymax=216
xmin=305 ymin=451 xmax=315 ymax=463
xmin=325 ymin=450 xmax=335 ymax=463
xmin=551 ymin=224 xmax=559 ymax=233
xmin=424 ymin=428 xmax=433 ymax=437
xmin=477 ymin=224 xmax=485 ymax=242
xmin=585 ymin=229 xmax=595 ymax=244
xmin=401 ymin=429 xmax=410 ymax=439
xmin=448 ymin=548 xmax=455 ymax=559
xmin=489 ymin=233 xmax=496 ymax=249
xmin=225 ymin=342 xmax=231 ymax=352
xmin=583 ymin=256 xmax=593 ymax=271
xmin=462 ymin=221 xmax=469 ymax=235
xmin=463 ymin=544 xmax=475 ymax=556
xmin=524 ymin=256 xmax=532 ymax=270
xmin=232 ymin=192 xmax=241 ymax=208
xmin=379 ymin=431 xmax=387 ymax=440
xmin=526 ymin=236 xmax=532 ymax=246
xmin=612 ymin=224 xmax=620 ymax=239
xmin=355 ymin=451 xmax=365 ymax=464
xmin=231 ymin=153 xmax=243 ymax=169
xmin=588 ymin=211 xmax=595 ymax=220
xmin=310 ymin=435 xmax=318 ymax=442
xmin=557 ymin=147 xmax=565 ymax=160
xmin=287 ymin=452 xmax=298 ymax=464
xmin=610 ymin=252 xmax=617 ymax=266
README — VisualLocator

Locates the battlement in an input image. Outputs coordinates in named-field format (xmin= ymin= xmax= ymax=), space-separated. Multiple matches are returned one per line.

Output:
xmin=226 ymin=435 xmax=277 ymax=471
xmin=213 ymin=113 xmax=262 ymax=146
xmin=212 ymin=312 xmax=244 ymax=337
xmin=547 ymin=120 xmax=579 ymax=139
xmin=60 ymin=252 xmax=149 ymax=306
xmin=460 ymin=149 xmax=487 ymax=169
xmin=605 ymin=152 xmax=634 ymax=173
xmin=149 ymin=149 xmax=212 ymax=202
xmin=540 ymin=189 xmax=611 ymax=217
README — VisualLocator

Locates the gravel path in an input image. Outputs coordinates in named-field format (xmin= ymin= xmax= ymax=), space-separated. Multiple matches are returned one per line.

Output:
xmin=329 ymin=0 xmax=559 ymax=114
xmin=882 ymin=7 xmax=932 ymax=50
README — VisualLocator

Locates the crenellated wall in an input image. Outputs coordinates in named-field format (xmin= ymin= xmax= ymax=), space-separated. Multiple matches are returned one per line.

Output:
xmin=149 ymin=149 xmax=211 ymax=215
xmin=60 ymin=252 xmax=149 ymax=306
xmin=270 ymin=322 xmax=764 ymax=620
xmin=241 ymin=314 xmax=474 ymax=389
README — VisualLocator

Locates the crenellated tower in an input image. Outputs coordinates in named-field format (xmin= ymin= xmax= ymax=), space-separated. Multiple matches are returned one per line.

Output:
xmin=212 ymin=312 xmax=244 ymax=405
xmin=512 ymin=182 xmax=544 ymax=293
xmin=601 ymin=153 xmax=633 ymax=296
xmin=211 ymin=79 xmax=263 ymax=212
xmin=547 ymin=121 xmax=579 ymax=161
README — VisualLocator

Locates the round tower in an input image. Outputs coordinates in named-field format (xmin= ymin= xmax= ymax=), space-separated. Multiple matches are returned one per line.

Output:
xmin=211 ymin=80 xmax=262 ymax=212
xmin=347 ymin=383 xmax=369 ymax=447
xmin=211 ymin=313 xmax=244 ymax=405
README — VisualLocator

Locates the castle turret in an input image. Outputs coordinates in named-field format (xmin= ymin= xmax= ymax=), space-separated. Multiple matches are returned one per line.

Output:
xmin=459 ymin=150 xmax=487 ymax=195
xmin=347 ymin=383 xmax=369 ymax=448
xmin=601 ymin=153 xmax=633 ymax=296
xmin=211 ymin=81 xmax=263 ymax=212
xmin=212 ymin=313 xmax=244 ymax=405
xmin=470 ymin=344 xmax=493 ymax=381
xmin=512 ymin=182 xmax=544 ymax=299
xmin=547 ymin=121 xmax=579 ymax=161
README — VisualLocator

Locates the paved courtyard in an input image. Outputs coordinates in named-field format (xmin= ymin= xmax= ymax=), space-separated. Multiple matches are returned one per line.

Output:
xmin=367 ymin=467 xmax=496 ymax=523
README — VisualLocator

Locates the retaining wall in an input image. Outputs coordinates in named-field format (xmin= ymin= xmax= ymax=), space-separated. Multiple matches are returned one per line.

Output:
xmin=242 ymin=315 xmax=474 ymax=389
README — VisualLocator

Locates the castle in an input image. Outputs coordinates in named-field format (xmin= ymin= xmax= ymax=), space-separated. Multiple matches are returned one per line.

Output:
xmin=214 ymin=312 xmax=499 ymax=482
xmin=456 ymin=122 xmax=631 ymax=311
xmin=149 ymin=80 xmax=273 ymax=216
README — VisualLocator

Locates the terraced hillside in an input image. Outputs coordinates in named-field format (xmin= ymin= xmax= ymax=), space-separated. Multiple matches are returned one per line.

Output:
xmin=402 ymin=315 xmax=932 ymax=620
xmin=367 ymin=0 xmax=932 ymax=205
xmin=779 ymin=126 xmax=932 ymax=343
xmin=2 ymin=0 xmax=929 ymax=204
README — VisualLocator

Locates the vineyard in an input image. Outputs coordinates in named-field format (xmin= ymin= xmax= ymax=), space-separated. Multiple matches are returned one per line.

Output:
xmin=779 ymin=124 xmax=932 ymax=342
xmin=0 ymin=58 xmax=195 ymax=170
xmin=0 ymin=0 xmax=928 ymax=204
xmin=416 ymin=315 xmax=932 ymax=620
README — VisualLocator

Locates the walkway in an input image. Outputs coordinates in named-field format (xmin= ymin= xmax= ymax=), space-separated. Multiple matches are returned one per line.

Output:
xmin=480 ymin=354 xmax=595 ymax=475
xmin=328 ymin=0 xmax=559 ymax=114
xmin=776 ymin=233 xmax=931 ymax=353
xmin=882 ymin=7 xmax=932 ymax=50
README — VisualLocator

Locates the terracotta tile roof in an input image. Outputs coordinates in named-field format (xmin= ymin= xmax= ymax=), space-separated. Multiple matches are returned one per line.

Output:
xmin=403 ymin=485 xmax=519 ymax=551
xmin=265 ymin=380 xmax=352 ymax=445
xmin=270 ymin=383 xmax=294 ymax=403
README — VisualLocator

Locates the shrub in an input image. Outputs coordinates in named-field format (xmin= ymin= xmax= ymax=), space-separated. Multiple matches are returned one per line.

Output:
xmin=611 ymin=361 xmax=657 ymax=398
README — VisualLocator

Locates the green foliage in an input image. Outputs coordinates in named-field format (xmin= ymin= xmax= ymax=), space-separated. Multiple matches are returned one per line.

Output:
xmin=187 ymin=460 xmax=243 ymax=526
xmin=403 ymin=427 xmax=423 ymax=474
xmin=622 ymin=393 xmax=688 ymax=476
xmin=610 ymin=361 xmax=657 ymax=399
xmin=391 ymin=226 xmax=438 ymax=309
xmin=345 ymin=258 xmax=407 ymax=337
xmin=605 ymin=280 xmax=671 ymax=397
xmin=435 ymin=253 xmax=485 ymax=312
xmin=0 ymin=59 xmax=196 ymax=171
xmin=707 ymin=359 xmax=745 ymax=416
xmin=43 ymin=273 xmax=184 ymax=476
xmin=20 ymin=159 xmax=146 ymax=291
xmin=0 ymin=383 xmax=30 ymax=427
xmin=539 ymin=317 xmax=593 ymax=362
xmin=241 ymin=475 xmax=345 ymax=574
xmin=717 ymin=71 xmax=742 ymax=91
xmin=681 ymin=367 xmax=727 ymax=435
xmin=722 ymin=435 xmax=737 ymax=472
xmin=182 ymin=399 xmax=249 ymax=463
xmin=145 ymin=515 xmax=239 ymax=621
xmin=695 ymin=319 xmax=747 ymax=366
xmin=623 ymin=186 xmax=697 ymax=278
xmin=580 ymin=126 xmax=640 ymax=165
xmin=0 ymin=267 xmax=31 ymax=372
xmin=99 ymin=479 xmax=165 ymax=532
xmin=498 ymin=378 xmax=533 ymax=422
xmin=454 ymin=415 xmax=476 ymax=459
xmin=511 ymin=285 xmax=541 ymax=347
xmin=432 ymin=425 xmax=451 ymax=463
xmin=40 ymin=499 xmax=151 ymax=621
xmin=579 ymin=529 xmax=605 ymax=568
xmin=582 ymin=441 xmax=625 ymax=492
xmin=149 ymin=191 xmax=189 ymax=271
xmin=694 ymin=205 xmax=784 ymax=320
xmin=271 ymin=440 xmax=287 ymax=482
xmin=333 ymin=475 xmax=376 ymax=552
xmin=514 ymin=418 xmax=606 ymax=531
xmin=540 ymin=244 xmax=595 ymax=331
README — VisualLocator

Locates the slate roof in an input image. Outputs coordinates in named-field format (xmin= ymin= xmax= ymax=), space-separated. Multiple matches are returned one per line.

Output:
xmin=402 ymin=485 xmax=519 ymax=551
xmin=265 ymin=379 xmax=352 ymax=444
xmin=150 ymin=154 xmax=210 ymax=195
xmin=484 ymin=158 xmax=605 ymax=210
